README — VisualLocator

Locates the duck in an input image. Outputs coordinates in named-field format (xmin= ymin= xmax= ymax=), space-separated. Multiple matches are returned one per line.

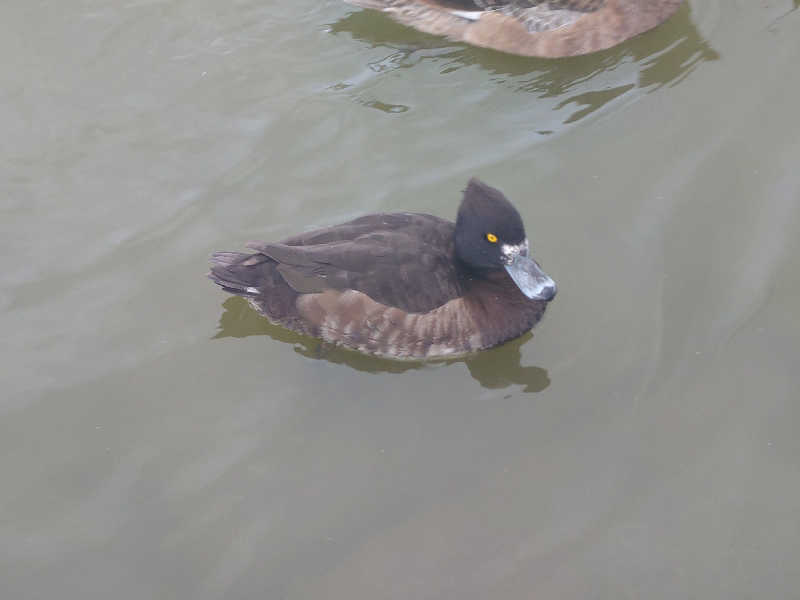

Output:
xmin=209 ymin=178 xmax=556 ymax=359
xmin=342 ymin=0 xmax=684 ymax=58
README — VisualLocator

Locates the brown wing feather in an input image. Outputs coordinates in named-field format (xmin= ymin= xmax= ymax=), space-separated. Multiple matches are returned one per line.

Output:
xmin=343 ymin=0 xmax=684 ymax=57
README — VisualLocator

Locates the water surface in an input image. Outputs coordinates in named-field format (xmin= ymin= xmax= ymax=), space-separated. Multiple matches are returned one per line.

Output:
xmin=2 ymin=1 xmax=799 ymax=598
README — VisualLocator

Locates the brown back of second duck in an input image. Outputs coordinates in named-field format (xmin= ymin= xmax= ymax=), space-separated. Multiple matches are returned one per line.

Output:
xmin=343 ymin=0 xmax=684 ymax=57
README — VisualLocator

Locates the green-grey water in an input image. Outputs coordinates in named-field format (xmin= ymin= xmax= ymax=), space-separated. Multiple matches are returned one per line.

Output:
xmin=2 ymin=1 xmax=799 ymax=598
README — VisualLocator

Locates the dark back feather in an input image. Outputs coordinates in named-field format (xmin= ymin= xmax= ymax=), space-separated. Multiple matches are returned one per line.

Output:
xmin=247 ymin=213 xmax=464 ymax=314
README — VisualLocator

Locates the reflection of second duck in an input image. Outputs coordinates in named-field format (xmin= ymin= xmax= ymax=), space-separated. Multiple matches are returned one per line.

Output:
xmin=209 ymin=179 xmax=556 ymax=360
xmin=344 ymin=0 xmax=684 ymax=57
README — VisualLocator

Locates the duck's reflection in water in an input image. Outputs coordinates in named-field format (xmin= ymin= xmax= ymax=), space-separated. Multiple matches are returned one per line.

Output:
xmin=214 ymin=297 xmax=550 ymax=393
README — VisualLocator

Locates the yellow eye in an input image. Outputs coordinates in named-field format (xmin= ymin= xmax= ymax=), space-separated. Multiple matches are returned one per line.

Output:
xmin=486 ymin=233 xmax=498 ymax=243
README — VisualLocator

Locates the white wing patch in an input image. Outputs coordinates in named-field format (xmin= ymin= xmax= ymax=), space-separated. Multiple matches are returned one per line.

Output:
xmin=448 ymin=10 xmax=482 ymax=21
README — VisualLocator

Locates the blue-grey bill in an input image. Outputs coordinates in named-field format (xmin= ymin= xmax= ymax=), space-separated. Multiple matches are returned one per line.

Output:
xmin=504 ymin=254 xmax=557 ymax=301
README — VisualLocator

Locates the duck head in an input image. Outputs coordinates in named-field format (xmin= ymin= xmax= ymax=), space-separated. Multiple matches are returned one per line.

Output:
xmin=454 ymin=178 xmax=557 ymax=302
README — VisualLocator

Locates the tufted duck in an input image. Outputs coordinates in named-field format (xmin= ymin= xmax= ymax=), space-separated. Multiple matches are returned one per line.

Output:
xmin=342 ymin=0 xmax=684 ymax=58
xmin=209 ymin=178 xmax=556 ymax=359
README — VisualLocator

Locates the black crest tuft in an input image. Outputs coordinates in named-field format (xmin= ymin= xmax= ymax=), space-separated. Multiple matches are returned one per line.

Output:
xmin=454 ymin=178 xmax=526 ymax=270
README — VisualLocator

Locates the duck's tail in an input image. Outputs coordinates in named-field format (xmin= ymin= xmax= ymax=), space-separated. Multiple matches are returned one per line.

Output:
xmin=208 ymin=251 xmax=271 ymax=296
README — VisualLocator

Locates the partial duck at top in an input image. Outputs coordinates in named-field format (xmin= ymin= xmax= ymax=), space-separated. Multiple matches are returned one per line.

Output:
xmin=343 ymin=0 xmax=684 ymax=58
